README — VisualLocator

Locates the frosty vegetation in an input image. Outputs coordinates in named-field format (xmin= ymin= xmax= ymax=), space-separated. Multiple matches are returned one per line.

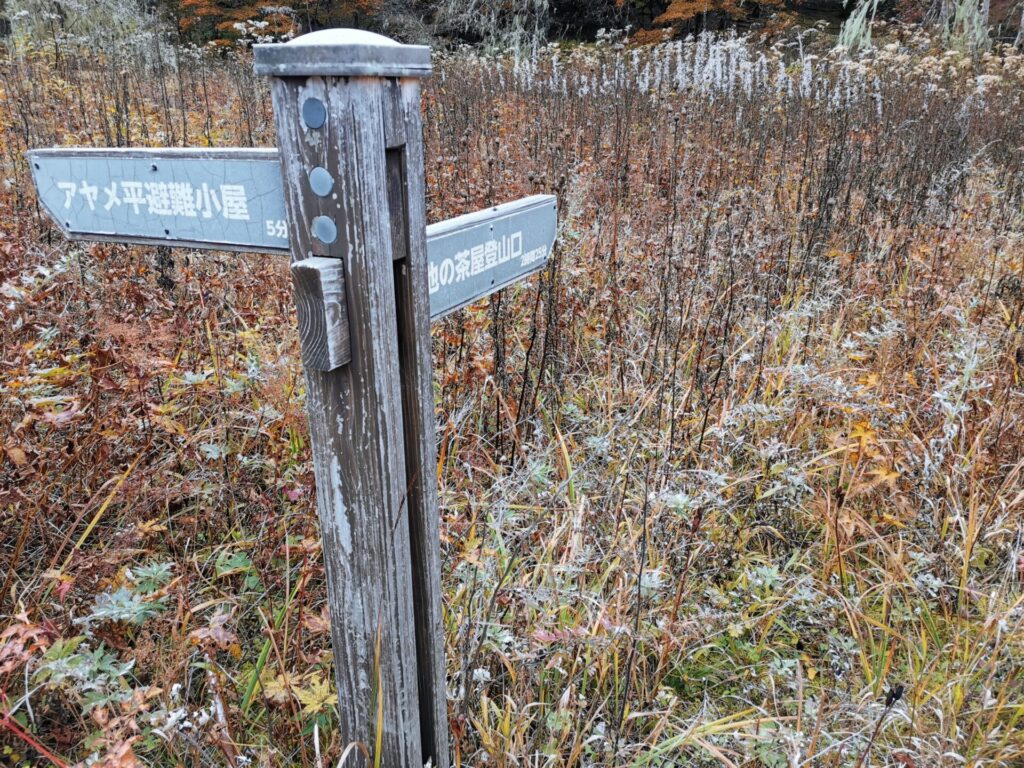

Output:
xmin=1 ymin=15 xmax=1023 ymax=768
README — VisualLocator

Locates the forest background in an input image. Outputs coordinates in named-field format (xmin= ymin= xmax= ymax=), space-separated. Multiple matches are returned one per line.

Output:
xmin=0 ymin=0 xmax=1020 ymax=51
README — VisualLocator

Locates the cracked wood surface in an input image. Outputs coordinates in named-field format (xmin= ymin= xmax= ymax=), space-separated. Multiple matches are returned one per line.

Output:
xmin=270 ymin=72 xmax=423 ymax=767
xmin=385 ymin=77 xmax=450 ymax=768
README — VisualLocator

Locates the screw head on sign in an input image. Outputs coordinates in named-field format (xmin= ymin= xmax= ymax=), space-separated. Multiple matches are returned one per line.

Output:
xmin=309 ymin=167 xmax=334 ymax=197
xmin=302 ymin=97 xmax=327 ymax=129
xmin=312 ymin=215 xmax=337 ymax=245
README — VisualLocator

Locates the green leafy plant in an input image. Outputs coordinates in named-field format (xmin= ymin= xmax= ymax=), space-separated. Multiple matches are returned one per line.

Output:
xmin=34 ymin=638 xmax=136 ymax=715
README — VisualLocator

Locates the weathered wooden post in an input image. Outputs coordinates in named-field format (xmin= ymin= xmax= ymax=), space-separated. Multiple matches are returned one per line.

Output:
xmin=253 ymin=30 xmax=446 ymax=768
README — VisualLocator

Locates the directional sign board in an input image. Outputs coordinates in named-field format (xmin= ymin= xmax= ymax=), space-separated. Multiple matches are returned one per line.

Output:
xmin=424 ymin=195 xmax=557 ymax=319
xmin=29 ymin=148 xmax=556 ymax=318
xmin=30 ymin=148 xmax=289 ymax=253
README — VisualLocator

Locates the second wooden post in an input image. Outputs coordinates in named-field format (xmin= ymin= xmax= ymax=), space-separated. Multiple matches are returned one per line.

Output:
xmin=254 ymin=30 xmax=447 ymax=768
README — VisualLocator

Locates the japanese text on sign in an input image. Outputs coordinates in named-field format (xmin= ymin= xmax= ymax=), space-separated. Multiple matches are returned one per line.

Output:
xmin=55 ymin=180 xmax=251 ymax=221
xmin=29 ymin=149 xmax=290 ymax=253
xmin=429 ymin=232 xmax=525 ymax=294
xmin=425 ymin=195 xmax=557 ymax=319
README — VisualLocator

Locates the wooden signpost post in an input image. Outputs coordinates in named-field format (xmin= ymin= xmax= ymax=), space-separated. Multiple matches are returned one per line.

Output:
xmin=27 ymin=29 xmax=557 ymax=768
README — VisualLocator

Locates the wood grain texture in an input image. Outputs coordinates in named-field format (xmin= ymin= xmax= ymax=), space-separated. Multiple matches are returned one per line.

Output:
xmin=382 ymin=79 xmax=407 ymax=149
xmin=386 ymin=149 xmax=409 ymax=264
xmin=386 ymin=79 xmax=451 ymax=768
xmin=254 ymin=41 xmax=430 ymax=79
xmin=290 ymin=257 xmax=351 ymax=370
xmin=269 ymin=73 xmax=422 ymax=768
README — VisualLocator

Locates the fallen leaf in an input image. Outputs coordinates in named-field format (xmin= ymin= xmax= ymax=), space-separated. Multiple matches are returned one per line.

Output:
xmin=857 ymin=371 xmax=881 ymax=389
xmin=4 ymin=445 xmax=28 ymax=467
xmin=295 ymin=674 xmax=338 ymax=716
xmin=849 ymin=420 xmax=876 ymax=451
xmin=262 ymin=671 xmax=295 ymax=704
xmin=188 ymin=612 xmax=238 ymax=651
xmin=303 ymin=605 xmax=331 ymax=635
xmin=869 ymin=465 xmax=900 ymax=487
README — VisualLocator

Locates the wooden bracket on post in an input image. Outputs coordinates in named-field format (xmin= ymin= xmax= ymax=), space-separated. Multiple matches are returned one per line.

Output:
xmin=291 ymin=257 xmax=350 ymax=371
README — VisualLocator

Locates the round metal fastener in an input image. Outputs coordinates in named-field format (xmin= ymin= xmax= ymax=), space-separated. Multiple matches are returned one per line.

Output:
xmin=309 ymin=166 xmax=334 ymax=197
xmin=312 ymin=215 xmax=337 ymax=245
xmin=302 ymin=97 xmax=327 ymax=129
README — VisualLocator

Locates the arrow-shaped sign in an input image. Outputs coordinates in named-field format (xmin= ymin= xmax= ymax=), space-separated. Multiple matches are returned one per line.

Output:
xmin=29 ymin=147 xmax=556 ymax=319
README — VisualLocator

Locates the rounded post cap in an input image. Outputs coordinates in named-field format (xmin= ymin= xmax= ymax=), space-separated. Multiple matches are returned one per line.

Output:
xmin=254 ymin=28 xmax=431 ymax=79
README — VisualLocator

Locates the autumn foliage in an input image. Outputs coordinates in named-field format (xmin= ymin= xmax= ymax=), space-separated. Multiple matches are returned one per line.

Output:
xmin=173 ymin=0 xmax=385 ymax=43
xmin=2 ymin=21 xmax=1024 ymax=768
xmin=654 ymin=0 xmax=786 ymax=31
